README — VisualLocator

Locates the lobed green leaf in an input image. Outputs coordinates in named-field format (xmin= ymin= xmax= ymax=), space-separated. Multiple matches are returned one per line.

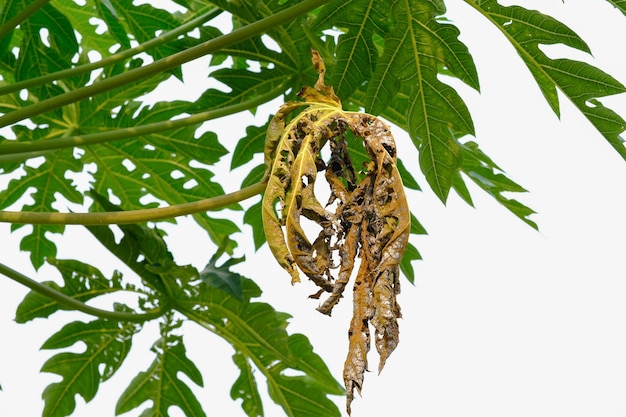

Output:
xmin=178 ymin=275 xmax=343 ymax=417
xmin=469 ymin=0 xmax=626 ymax=159
xmin=40 ymin=315 xmax=140 ymax=417
xmin=116 ymin=332 xmax=206 ymax=417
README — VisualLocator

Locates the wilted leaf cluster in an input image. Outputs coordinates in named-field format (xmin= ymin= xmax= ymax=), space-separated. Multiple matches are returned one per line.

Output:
xmin=262 ymin=52 xmax=410 ymax=413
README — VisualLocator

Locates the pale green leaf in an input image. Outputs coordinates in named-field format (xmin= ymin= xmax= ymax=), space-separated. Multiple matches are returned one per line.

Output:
xmin=116 ymin=333 xmax=206 ymax=417
xmin=15 ymin=258 xmax=126 ymax=323
xmin=40 ymin=316 xmax=139 ymax=417
xmin=230 ymin=353 xmax=264 ymax=417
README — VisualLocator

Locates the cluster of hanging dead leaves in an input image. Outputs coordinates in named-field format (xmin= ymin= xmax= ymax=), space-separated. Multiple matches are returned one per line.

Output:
xmin=262 ymin=51 xmax=410 ymax=414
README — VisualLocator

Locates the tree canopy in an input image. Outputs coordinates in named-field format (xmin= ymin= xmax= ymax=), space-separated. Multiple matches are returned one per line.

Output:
xmin=0 ymin=0 xmax=625 ymax=416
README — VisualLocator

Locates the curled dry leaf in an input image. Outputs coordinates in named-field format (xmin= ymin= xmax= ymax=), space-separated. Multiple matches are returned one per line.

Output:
xmin=262 ymin=50 xmax=410 ymax=414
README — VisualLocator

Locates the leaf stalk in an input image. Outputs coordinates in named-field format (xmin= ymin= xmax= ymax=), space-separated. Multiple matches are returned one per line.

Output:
xmin=0 ymin=262 xmax=168 ymax=322
xmin=0 ymin=7 xmax=222 ymax=96
xmin=0 ymin=181 xmax=266 ymax=225
xmin=0 ymin=0 xmax=331 ymax=129
xmin=0 ymin=80 xmax=288 ymax=157
xmin=0 ymin=0 xmax=50 ymax=41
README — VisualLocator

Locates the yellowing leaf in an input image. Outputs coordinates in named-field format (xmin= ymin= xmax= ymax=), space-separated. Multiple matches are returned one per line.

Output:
xmin=262 ymin=51 xmax=410 ymax=414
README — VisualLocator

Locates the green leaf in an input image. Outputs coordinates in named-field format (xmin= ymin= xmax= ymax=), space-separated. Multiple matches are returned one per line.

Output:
xmin=116 ymin=331 xmax=206 ymax=417
xmin=108 ymin=0 xmax=185 ymax=76
xmin=606 ymin=0 xmax=626 ymax=16
xmin=469 ymin=0 xmax=626 ymax=159
xmin=397 ymin=159 xmax=421 ymax=190
xmin=241 ymin=164 xmax=266 ymax=188
xmin=230 ymin=352 xmax=264 ymax=417
xmin=331 ymin=1 xmax=477 ymax=202
xmin=400 ymin=241 xmax=422 ymax=285
xmin=371 ymin=1 xmax=475 ymax=202
xmin=40 ymin=315 xmax=139 ymax=417
xmin=193 ymin=67 xmax=288 ymax=112
xmin=313 ymin=0 xmax=390 ymax=98
xmin=0 ymin=144 xmax=82 ymax=269
xmin=88 ymin=190 xmax=199 ymax=296
xmin=200 ymin=244 xmax=245 ymax=301
xmin=458 ymin=141 xmax=537 ymax=228
xmin=231 ymin=119 xmax=269 ymax=170
xmin=49 ymin=0 xmax=126 ymax=55
xmin=81 ymin=98 xmax=241 ymax=249
xmin=177 ymin=276 xmax=343 ymax=417
xmin=15 ymin=258 xmax=126 ymax=323
xmin=243 ymin=199 xmax=265 ymax=250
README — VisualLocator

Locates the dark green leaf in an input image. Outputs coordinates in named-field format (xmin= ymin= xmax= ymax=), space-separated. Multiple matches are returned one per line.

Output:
xmin=399 ymin=241 xmax=421 ymax=284
xmin=200 ymin=248 xmax=245 ymax=301
xmin=241 ymin=164 xmax=266 ymax=188
xmin=460 ymin=141 xmax=537 ymax=229
xmin=313 ymin=0 xmax=390 ymax=98
xmin=0 ymin=144 xmax=82 ymax=269
xmin=606 ymin=0 xmax=626 ymax=16
xmin=397 ymin=158 xmax=421 ymax=190
xmin=469 ymin=0 xmax=626 ymax=159
xmin=193 ymin=67 xmax=288 ymax=112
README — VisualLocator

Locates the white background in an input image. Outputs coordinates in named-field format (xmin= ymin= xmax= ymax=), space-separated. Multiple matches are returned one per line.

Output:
xmin=1 ymin=0 xmax=626 ymax=416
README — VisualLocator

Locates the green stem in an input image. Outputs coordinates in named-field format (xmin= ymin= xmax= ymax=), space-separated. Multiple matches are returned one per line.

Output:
xmin=0 ymin=0 xmax=331 ymax=129
xmin=0 ymin=0 xmax=50 ymax=41
xmin=0 ymin=262 xmax=167 ymax=322
xmin=0 ymin=181 xmax=266 ymax=225
xmin=0 ymin=81 xmax=287 ymax=156
xmin=0 ymin=7 xmax=222 ymax=96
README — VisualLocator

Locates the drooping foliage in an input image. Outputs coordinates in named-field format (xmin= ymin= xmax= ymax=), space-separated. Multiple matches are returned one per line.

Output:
xmin=0 ymin=0 xmax=624 ymax=416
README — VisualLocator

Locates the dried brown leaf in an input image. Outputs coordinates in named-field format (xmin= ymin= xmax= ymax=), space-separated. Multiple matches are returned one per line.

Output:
xmin=262 ymin=50 xmax=411 ymax=415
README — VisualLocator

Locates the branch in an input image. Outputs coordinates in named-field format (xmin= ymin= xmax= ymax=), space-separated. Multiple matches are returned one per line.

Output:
xmin=0 ymin=80 xmax=288 ymax=157
xmin=0 ymin=181 xmax=266 ymax=225
xmin=0 ymin=262 xmax=168 ymax=323
xmin=0 ymin=0 xmax=331 ymax=129
xmin=0 ymin=7 xmax=222 ymax=96
xmin=0 ymin=0 xmax=49 ymax=41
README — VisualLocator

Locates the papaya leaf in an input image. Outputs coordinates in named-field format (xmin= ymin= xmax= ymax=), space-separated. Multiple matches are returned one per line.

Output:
xmin=0 ymin=145 xmax=82 ymax=269
xmin=200 ymin=240 xmax=245 ymax=301
xmin=192 ymin=67 xmax=289 ymax=112
xmin=369 ymin=1 xmax=475 ymax=202
xmin=40 ymin=313 xmax=140 ymax=417
xmin=312 ymin=0 xmax=390 ymax=98
xmin=87 ymin=190 xmax=198 ymax=296
xmin=81 ymin=98 xmax=241 ymax=250
xmin=230 ymin=352 xmax=264 ymax=417
xmin=50 ymin=0 xmax=125 ymax=56
xmin=243 ymin=199 xmax=265 ymax=250
xmin=459 ymin=141 xmax=538 ymax=229
xmin=231 ymin=119 xmax=270 ymax=170
xmin=177 ymin=276 xmax=343 ymax=417
xmin=606 ymin=0 xmax=626 ymax=16
xmin=468 ymin=0 xmax=626 ymax=159
xmin=261 ymin=54 xmax=410 ymax=412
xmin=15 ymin=258 xmax=127 ymax=323
xmin=400 ymin=242 xmax=422 ymax=284
xmin=116 ymin=329 xmax=206 ymax=417
xmin=108 ymin=0 xmax=185 ymax=78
